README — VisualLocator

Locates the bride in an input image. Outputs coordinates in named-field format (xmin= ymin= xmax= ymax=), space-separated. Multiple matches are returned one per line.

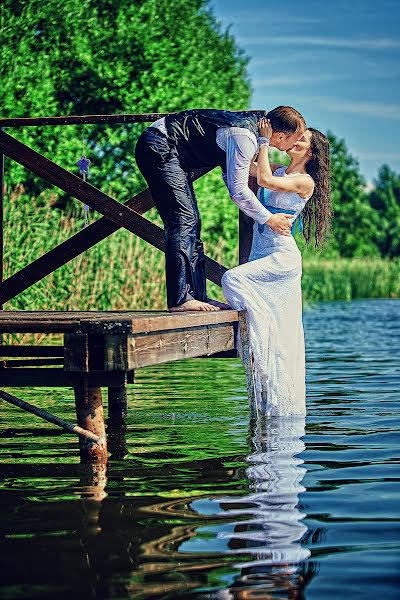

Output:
xmin=222 ymin=118 xmax=331 ymax=416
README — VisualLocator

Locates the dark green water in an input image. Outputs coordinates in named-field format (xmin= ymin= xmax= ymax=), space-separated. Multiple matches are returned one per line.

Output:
xmin=0 ymin=299 xmax=399 ymax=599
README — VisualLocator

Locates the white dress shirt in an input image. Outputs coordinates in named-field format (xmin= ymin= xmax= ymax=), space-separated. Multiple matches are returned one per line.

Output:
xmin=149 ymin=118 xmax=272 ymax=224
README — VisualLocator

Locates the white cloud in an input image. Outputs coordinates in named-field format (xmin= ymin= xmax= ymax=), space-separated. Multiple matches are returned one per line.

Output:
xmin=219 ymin=13 xmax=323 ymax=25
xmin=297 ymin=97 xmax=400 ymax=120
xmin=253 ymin=74 xmax=343 ymax=86
xmin=240 ymin=35 xmax=400 ymax=50
xmin=356 ymin=152 xmax=400 ymax=160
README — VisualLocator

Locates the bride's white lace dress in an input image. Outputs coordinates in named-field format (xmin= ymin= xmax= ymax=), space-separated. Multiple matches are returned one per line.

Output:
xmin=222 ymin=166 xmax=310 ymax=417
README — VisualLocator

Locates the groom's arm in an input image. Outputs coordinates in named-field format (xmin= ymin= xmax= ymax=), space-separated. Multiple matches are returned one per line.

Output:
xmin=223 ymin=133 xmax=273 ymax=224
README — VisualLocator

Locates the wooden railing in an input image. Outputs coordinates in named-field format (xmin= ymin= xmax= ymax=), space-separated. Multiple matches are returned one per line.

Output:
xmin=0 ymin=113 xmax=254 ymax=308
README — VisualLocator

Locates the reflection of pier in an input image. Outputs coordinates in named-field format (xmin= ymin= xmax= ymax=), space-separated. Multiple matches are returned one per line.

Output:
xmin=132 ymin=417 xmax=314 ymax=598
xmin=0 ymin=417 xmax=316 ymax=598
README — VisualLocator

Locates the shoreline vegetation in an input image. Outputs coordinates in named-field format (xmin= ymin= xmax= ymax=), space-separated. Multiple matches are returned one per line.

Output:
xmin=5 ymin=187 xmax=399 ymax=315
xmin=4 ymin=171 xmax=399 ymax=347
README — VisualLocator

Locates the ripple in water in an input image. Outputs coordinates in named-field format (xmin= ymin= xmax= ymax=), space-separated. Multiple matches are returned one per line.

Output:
xmin=0 ymin=299 xmax=399 ymax=599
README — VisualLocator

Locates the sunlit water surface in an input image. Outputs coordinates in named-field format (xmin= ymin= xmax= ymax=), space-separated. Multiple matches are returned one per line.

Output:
xmin=0 ymin=299 xmax=399 ymax=599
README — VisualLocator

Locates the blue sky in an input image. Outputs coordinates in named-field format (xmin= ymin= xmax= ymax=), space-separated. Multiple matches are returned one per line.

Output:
xmin=211 ymin=0 xmax=400 ymax=184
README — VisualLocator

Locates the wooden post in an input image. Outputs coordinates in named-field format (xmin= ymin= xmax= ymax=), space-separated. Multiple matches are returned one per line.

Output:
xmin=108 ymin=386 xmax=128 ymax=419
xmin=107 ymin=386 xmax=128 ymax=460
xmin=74 ymin=378 xmax=107 ymax=464
xmin=238 ymin=311 xmax=256 ymax=417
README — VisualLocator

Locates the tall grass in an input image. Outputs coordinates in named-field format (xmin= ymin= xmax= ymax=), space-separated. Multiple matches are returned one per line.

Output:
xmin=302 ymin=258 xmax=400 ymax=302
xmin=4 ymin=187 xmax=399 ymax=315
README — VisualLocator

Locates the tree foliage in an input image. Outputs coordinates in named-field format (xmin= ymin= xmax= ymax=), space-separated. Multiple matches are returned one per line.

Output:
xmin=369 ymin=165 xmax=400 ymax=258
xmin=328 ymin=133 xmax=378 ymax=257
xmin=0 ymin=0 xmax=250 ymax=204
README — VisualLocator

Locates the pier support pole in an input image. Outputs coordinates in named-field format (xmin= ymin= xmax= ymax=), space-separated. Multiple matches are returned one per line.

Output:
xmin=107 ymin=386 xmax=128 ymax=460
xmin=108 ymin=386 xmax=128 ymax=419
xmin=74 ymin=378 xmax=107 ymax=464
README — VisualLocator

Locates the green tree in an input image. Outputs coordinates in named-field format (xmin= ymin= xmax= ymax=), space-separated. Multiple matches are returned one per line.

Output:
xmin=369 ymin=165 xmax=400 ymax=258
xmin=328 ymin=132 xmax=378 ymax=257
xmin=0 ymin=0 xmax=250 ymax=210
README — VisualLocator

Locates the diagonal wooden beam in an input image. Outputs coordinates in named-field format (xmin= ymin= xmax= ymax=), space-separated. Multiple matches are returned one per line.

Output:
xmin=0 ymin=167 xmax=211 ymax=303
xmin=0 ymin=131 xmax=225 ymax=303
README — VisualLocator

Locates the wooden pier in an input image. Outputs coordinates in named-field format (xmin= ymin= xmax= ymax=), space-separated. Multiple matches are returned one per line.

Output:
xmin=0 ymin=112 xmax=256 ymax=465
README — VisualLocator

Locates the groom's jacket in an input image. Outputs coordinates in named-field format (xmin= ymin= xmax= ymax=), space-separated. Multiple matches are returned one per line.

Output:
xmin=164 ymin=108 xmax=267 ymax=171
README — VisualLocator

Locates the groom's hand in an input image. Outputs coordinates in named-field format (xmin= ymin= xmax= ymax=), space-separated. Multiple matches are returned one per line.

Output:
xmin=265 ymin=214 xmax=292 ymax=236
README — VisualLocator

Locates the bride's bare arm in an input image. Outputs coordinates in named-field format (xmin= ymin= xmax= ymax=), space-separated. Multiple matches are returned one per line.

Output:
xmin=257 ymin=119 xmax=314 ymax=199
xmin=251 ymin=160 xmax=283 ymax=177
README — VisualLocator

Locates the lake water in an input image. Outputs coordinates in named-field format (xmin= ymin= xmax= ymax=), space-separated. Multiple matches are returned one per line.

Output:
xmin=0 ymin=299 xmax=399 ymax=599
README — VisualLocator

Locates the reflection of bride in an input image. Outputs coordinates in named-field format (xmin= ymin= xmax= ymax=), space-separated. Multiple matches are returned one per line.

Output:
xmin=185 ymin=416 xmax=313 ymax=597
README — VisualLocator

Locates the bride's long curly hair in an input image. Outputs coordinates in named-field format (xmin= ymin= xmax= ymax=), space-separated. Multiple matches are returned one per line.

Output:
xmin=302 ymin=128 xmax=332 ymax=248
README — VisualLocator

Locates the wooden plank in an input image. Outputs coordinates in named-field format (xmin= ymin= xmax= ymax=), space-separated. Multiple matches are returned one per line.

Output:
xmin=0 ymin=368 xmax=126 ymax=387
xmin=0 ymin=358 xmax=63 ymax=367
xmin=0 ymin=309 xmax=240 ymax=334
xmin=129 ymin=310 xmax=239 ymax=334
xmin=0 ymin=109 xmax=260 ymax=128
xmin=81 ymin=310 xmax=239 ymax=335
xmin=127 ymin=323 xmax=235 ymax=369
xmin=0 ymin=131 xmax=226 ymax=301
xmin=0 ymin=168 xmax=211 ymax=304
xmin=196 ymin=349 xmax=238 ymax=358
xmin=0 ymin=320 xmax=77 ymax=333
xmin=0 ymin=345 xmax=64 ymax=357
xmin=0 ymin=112 xmax=171 ymax=127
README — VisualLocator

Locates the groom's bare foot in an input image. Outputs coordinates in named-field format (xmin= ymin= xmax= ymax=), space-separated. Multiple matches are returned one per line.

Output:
xmin=206 ymin=298 xmax=232 ymax=310
xmin=169 ymin=299 xmax=220 ymax=312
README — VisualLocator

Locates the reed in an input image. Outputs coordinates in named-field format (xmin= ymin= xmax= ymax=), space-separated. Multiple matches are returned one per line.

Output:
xmin=302 ymin=257 xmax=400 ymax=302
xmin=4 ymin=188 xmax=399 ymax=316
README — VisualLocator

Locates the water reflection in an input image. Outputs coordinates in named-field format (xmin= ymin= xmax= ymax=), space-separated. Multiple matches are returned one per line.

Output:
xmin=137 ymin=416 xmax=313 ymax=598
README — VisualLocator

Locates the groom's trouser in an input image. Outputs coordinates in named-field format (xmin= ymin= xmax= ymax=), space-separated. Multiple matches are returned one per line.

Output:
xmin=135 ymin=127 xmax=207 ymax=308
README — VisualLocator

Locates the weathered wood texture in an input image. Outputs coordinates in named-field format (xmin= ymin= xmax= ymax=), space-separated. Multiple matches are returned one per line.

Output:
xmin=0 ymin=113 xmax=171 ymax=127
xmin=127 ymin=324 xmax=235 ymax=369
xmin=0 ymin=345 xmax=64 ymax=357
xmin=1 ymin=358 xmax=62 ymax=367
xmin=0 ymin=310 xmax=239 ymax=333
xmin=0 ymin=109 xmax=262 ymax=128
xmin=0 ymin=130 xmax=226 ymax=302
xmin=0 ymin=311 xmax=239 ymax=384
xmin=64 ymin=325 xmax=235 ymax=372
xmin=0 ymin=368 xmax=126 ymax=387
xmin=74 ymin=380 xmax=107 ymax=464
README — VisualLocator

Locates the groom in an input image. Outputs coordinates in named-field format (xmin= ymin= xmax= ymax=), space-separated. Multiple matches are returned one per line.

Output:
xmin=135 ymin=107 xmax=306 ymax=312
